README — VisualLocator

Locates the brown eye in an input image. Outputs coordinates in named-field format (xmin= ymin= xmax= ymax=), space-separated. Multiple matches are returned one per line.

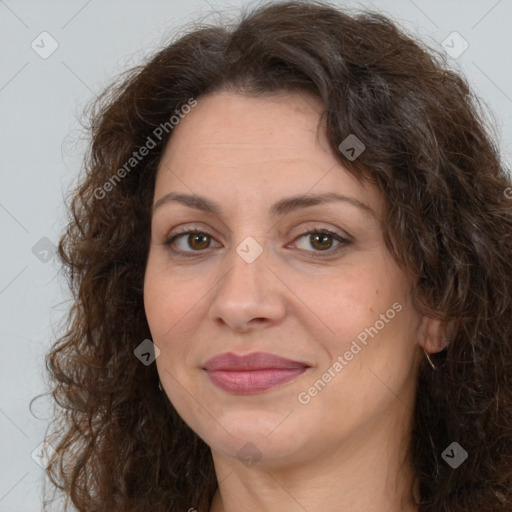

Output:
xmin=164 ymin=229 xmax=221 ymax=254
xmin=293 ymin=228 xmax=350 ymax=255
xmin=187 ymin=233 xmax=210 ymax=250
xmin=309 ymin=232 xmax=334 ymax=251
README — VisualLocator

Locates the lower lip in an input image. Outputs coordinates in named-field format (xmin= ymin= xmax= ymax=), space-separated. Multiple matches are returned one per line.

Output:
xmin=205 ymin=367 xmax=308 ymax=394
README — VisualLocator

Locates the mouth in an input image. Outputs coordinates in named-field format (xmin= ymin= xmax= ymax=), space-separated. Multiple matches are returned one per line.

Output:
xmin=202 ymin=352 xmax=311 ymax=394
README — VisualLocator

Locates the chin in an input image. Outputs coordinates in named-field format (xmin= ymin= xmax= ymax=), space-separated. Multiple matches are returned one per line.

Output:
xmin=197 ymin=415 xmax=305 ymax=463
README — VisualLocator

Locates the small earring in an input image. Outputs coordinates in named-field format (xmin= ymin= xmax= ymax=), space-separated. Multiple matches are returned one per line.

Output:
xmin=423 ymin=347 xmax=436 ymax=370
xmin=158 ymin=380 xmax=163 ymax=391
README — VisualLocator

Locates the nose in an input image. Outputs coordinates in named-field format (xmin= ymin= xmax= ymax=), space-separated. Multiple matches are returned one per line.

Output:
xmin=207 ymin=240 xmax=286 ymax=333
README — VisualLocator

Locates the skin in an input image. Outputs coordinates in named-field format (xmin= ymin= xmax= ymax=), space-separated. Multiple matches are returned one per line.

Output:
xmin=143 ymin=90 xmax=446 ymax=512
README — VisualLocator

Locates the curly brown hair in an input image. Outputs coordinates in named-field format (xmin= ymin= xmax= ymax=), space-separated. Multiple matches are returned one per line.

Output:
xmin=37 ymin=1 xmax=512 ymax=511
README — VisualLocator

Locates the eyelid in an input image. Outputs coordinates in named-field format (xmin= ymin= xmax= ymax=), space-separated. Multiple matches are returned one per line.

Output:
xmin=287 ymin=227 xmax=352 ymax=258
xmin=164 ymin=227 xmax=221 ymax=257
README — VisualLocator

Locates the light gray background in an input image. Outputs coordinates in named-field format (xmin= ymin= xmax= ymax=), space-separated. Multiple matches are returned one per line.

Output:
xmin=1 ymin=0 xmax=511 ymax=510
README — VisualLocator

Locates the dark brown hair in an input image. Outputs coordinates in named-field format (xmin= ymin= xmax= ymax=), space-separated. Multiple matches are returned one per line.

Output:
xmin=38 ymin=1 xmax=512 ymax=510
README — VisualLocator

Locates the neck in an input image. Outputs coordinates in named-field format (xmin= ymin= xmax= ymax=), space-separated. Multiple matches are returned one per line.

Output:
xmin=208 ymin=412 xmax=419 ymax=512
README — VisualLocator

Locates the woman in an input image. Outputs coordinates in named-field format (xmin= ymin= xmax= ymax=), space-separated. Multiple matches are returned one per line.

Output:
xmin=42 ymin=1 xmax=512 ymax=511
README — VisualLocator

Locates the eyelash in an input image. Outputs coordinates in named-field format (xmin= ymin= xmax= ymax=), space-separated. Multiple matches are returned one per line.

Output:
xmin=163 ymin=227 xmax=352 ymax=258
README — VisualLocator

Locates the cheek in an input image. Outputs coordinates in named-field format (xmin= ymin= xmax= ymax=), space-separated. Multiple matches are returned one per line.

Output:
xmin=143 ymin=260 xmax=193 ymax=347
xmin=143 ymin=269 xmax=203 ymax=396
xmin=291 ymin=259 xmax=406 ymax=345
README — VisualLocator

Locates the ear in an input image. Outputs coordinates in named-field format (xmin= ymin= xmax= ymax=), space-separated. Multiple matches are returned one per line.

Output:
xmin=417 ymin=316 xmax=450 ymax=354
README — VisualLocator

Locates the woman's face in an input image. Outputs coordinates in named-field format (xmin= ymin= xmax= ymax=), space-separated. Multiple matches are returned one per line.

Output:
xmin=144 ymin=90 xmax=428 ymax=469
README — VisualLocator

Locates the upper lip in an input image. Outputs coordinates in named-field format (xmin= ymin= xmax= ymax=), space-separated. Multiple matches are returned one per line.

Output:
xmin=203 ymin=352 xmax=311 ymax=371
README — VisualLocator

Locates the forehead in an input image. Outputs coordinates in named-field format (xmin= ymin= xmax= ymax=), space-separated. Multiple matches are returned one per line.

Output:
xmin=160 ymin=90 xmax=326 ymax=161
xmin=154 ymin=90 xmax=383 ymax=216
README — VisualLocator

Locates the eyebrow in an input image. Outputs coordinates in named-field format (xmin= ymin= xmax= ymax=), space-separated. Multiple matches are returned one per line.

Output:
xmin=152 ymin=191 xmax=376 ymax=219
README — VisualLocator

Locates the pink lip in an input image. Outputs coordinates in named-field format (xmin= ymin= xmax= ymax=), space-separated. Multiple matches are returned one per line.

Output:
xmin=202 ymin=352 xmax=310 ymax=394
